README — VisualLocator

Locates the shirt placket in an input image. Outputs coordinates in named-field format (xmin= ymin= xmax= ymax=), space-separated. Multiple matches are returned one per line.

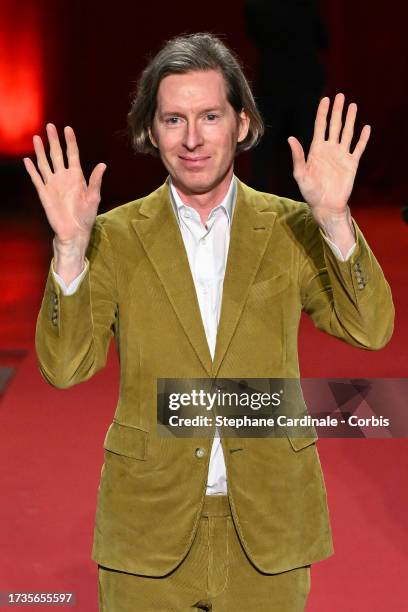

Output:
xmin=178 ymin=204 xmax=229 ymax=495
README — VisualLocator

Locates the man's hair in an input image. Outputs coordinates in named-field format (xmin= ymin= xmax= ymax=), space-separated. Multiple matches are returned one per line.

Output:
xmin=127 ymin=32 xmax=264 ymax=156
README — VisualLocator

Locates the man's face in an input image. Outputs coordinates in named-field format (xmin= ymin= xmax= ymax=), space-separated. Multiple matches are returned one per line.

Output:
xmin=149 ymin=69 xmax=249 ymax=195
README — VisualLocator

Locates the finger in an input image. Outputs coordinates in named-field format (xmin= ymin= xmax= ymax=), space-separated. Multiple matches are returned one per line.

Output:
xmin=46 ymin=123 xmax=65 ymax=171
xmin=88 ymin=163 xmax=107 ymax=202
xmin=33 ymin=134 xmax=52 ymax=182
xmin=328 ymin=93 xmax=345 ymax=142
xmin=340 ymin=103 xmax=357 ymax=151
xmin=351 ymin=125 xmax=371 ymax=163
xmin=288 ymin=136 xmax=306 ymax=181
xmin=312 ymin=97 xmax=330 ymax=143
xmin=64 ymin=126 xmax=82 ymax=169
xmin=23 ymin=157 xmax=45 ymax=194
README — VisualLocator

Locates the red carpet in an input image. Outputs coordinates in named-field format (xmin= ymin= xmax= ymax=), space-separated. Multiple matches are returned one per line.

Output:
xmin=1 ymin=203 xmax=407 ymax=610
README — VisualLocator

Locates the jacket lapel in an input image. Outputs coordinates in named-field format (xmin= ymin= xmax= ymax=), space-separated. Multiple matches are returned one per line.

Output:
xmin=130 ymin=178 xmax=277 ymax=378
xmin=211 ymin=179 xmax=277 ymax=376
xmin=131 ymin=180 xmax=213 ymax=376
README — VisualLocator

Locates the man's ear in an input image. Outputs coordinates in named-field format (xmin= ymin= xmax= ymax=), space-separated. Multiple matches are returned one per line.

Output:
xmin=237 ymin=109 xmax=250 ymax=143
xmin=148 ymin=126 xmax=158 ymax=149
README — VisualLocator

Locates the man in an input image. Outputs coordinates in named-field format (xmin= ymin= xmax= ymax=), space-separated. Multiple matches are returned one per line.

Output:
xmin=25 ymin=33 xmax=394 ymax=611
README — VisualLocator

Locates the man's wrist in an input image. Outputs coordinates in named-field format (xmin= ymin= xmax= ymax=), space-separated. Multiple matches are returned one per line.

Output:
xmin=311 ymin=206 xmax=355 ymax=241
xmin=310 ymin=206 xmax=356 ymax=258
xmin=53 ymin=235 xmax=90 ymax=284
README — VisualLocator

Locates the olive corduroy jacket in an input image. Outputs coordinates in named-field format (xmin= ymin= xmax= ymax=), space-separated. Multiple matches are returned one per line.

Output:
xmin=35 ymin=178 xmax=394 ymax=576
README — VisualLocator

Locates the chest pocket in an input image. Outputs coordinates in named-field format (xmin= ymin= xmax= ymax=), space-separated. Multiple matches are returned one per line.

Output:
xmin=246 ymin=272 xmax=291 ymax=303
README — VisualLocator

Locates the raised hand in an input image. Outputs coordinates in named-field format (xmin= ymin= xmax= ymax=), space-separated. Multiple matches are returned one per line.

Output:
xmin=23 ymin=124 xmax=106 ymax=243
xmin=288 ymin=93 xmax=370 ymax=219
xmin=23 ymin=124 xmax=107 ymax=284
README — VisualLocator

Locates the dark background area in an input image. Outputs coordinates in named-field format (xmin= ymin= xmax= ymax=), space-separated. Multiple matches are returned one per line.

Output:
xmin=2 ymin=0 xmax=407 ymax=215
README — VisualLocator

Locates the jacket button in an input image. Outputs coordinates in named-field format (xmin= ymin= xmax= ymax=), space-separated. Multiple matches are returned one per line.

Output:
xmin=195 ymin=447 xmax=206 ymax=458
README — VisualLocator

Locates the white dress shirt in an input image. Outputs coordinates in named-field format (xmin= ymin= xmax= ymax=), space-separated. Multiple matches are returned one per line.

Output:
xmin=168 ymin=176 xmax=236 ymax=495
xmin=52 ymin=176 xmax=356 ymax=496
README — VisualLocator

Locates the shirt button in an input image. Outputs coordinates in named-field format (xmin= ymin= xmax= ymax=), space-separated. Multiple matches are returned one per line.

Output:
xmin=183 ymin=210 xmax=191 ymax=218
xmin=195 ymin=447 xmax=206 ymax=458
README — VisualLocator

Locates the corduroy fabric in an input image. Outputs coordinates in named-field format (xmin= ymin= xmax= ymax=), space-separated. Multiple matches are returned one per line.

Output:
xmin=35 ymin=178 xmax=394 ymax=577
xmin=98 ymin=495 xmax=311 ymax=611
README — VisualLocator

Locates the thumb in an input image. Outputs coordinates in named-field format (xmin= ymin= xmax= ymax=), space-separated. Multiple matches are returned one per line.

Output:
xmin=287 ymin=137 xmax=305 ymax=181
xmin=88 ymin=163 xmax=107 ymax=200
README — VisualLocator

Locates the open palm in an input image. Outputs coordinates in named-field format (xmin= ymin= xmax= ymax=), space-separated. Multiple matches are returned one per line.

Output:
xmin=23 ymin=124 xmax=106 ymax=242
xmin=288 ymin=93 xmax=371 ymax=216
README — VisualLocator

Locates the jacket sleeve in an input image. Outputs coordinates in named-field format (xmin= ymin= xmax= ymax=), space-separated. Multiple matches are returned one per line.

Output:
xmin=299 ymin=210 xmax=394 ymax=350
xmin=35 ymin=217 xmax=118 ymax=388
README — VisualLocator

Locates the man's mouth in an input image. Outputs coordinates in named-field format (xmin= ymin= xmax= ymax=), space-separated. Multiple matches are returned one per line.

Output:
xmin=178 ymin=155 xmax=211 ymax=167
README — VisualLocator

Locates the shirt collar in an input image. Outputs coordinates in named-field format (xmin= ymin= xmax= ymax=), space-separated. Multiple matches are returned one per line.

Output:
xmin=168 ymin=174 xmax=237 ymax=225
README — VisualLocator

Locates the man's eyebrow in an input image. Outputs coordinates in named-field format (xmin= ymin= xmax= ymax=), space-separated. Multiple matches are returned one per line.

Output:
xmin=159 ymin=107 xmax=224 ymax=117
xmin=201 ymin=107 xmax=224 ymax=114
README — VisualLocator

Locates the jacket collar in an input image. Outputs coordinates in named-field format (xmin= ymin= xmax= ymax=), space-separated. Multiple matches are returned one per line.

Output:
xmin=168 ymin=174 xmax=237 ymax=226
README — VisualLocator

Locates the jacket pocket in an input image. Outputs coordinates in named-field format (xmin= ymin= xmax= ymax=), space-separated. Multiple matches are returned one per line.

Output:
xmin=247 ymin=272 xmax=291 ymax=302
xmin=287 ymin=435 xmax=318 ymax=452
xmin=103 ymin=420 xmax=148 ymax=460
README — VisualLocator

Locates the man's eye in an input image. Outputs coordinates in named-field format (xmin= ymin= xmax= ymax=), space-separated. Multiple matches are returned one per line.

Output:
xmin=206 ymin=114 xmax=218 ymax=121
xmin=165 ymin=117 xmax=180 ymax=124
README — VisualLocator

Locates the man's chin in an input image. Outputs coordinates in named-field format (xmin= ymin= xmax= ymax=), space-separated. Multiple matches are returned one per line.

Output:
xmin=171 ymin=170 xmax=229 ymax=196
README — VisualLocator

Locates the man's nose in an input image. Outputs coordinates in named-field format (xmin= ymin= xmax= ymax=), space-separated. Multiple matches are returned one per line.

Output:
xmin=183 ymin=121 xmax=204 ymax=150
